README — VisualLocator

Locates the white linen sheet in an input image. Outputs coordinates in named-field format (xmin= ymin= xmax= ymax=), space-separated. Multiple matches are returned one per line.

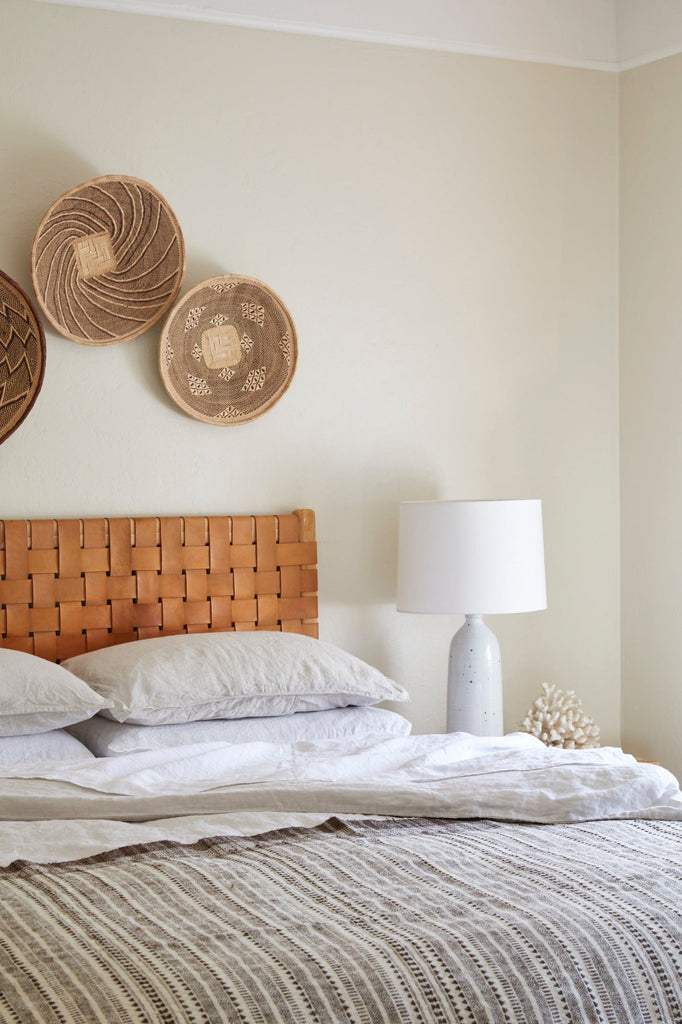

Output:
xmin=1 ymin=732 xmax=681 ymax=867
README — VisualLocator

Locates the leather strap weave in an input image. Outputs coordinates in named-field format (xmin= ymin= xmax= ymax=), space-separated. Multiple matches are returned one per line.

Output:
xmin=0 ymin=511 xmax=318 ymax=662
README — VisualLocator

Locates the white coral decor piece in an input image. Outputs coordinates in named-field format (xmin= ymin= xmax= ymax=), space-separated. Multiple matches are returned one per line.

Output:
xmin=520 ymin=682 xmax=600 ymax=749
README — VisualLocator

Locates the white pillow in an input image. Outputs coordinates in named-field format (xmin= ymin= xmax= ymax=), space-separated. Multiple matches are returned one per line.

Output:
xmin=68 ymin=706 xmax=413 ymax=756
xmin=0 ymin=649 xmax=109 ymax=737
xmin=0 ymin=729 xmax=95 ymax=766
xmin=63 ymin=631 xmax=409 ymax=726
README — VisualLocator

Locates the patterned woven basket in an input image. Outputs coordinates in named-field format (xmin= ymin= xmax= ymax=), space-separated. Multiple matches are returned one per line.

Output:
xmin=0 ymin=270 xmax=46 ymax=445
xmin=159 ymin=275 xmax=297 ymax=425
xmin=31 ymin=175 xmax=185 ymax=345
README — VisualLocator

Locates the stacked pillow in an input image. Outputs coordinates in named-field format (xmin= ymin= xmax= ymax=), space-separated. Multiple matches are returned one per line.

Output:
xmin=0 ymin=648 xmax=104 ymax=765
xmin=0 ymin=729 xmax=97 ymax=766
xmin=1 ymin=632 xmax=412 ymax=761
xmin=64 ymin=631 xmax=411 ymax=755
xmin=68 ymin=705 xmax=411 ymax=757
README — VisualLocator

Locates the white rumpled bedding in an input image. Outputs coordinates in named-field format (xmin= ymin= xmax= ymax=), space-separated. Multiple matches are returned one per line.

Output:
xmin=1 ymin=731 xmax=681 ymax=866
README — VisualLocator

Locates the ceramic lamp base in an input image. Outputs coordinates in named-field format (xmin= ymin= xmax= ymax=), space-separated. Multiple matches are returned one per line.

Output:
xmin=446 ymin=614 xmax=503 ymax=735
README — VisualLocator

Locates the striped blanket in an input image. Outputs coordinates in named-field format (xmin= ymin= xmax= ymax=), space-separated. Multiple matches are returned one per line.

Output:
xmin=2 ymin=815 xmax=682 ymax=1024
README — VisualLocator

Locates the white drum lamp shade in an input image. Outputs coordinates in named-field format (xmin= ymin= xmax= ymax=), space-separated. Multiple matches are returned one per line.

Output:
xmin=397 ymin=499 xmax=546 ymax=735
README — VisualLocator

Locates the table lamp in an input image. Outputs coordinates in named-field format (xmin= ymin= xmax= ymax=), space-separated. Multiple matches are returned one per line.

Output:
xmin=397 ymin=499 xmax=546 ymax=735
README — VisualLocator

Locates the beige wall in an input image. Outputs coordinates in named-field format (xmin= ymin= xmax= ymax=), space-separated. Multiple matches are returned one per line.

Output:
xmin=620 ymin=55 xmax=682 ymax=778
xmin=1 ymin=0 xmax=620 ymax=740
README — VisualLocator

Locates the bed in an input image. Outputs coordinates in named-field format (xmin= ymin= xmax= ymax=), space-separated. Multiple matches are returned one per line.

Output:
xmin=1 ymin=510 xmax=682 ymax=1024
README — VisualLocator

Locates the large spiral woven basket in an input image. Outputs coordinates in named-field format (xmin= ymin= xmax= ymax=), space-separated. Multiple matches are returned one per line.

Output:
xmin=31 ymin=175 xmax=185 ymax=345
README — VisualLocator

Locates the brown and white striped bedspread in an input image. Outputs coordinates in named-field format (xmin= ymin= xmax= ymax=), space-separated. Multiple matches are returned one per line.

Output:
xmin=2 ymin=816 xmax=682 ymax=1023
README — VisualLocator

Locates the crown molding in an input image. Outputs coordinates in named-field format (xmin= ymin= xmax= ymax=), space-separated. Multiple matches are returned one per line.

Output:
xmin=617 ymin=44 xmax=682 ymax=71
xmin=29 ymin=0 xmax=682 ymax=72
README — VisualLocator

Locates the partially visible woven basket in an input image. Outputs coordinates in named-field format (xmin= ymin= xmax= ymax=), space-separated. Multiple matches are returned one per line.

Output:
xmin=159 ymin=275 xmax=297 ymax=425
xmin=31 ymin=175 xmax=185 ymax=345
xmin=0 ymin=270 xmax=46 ymax=445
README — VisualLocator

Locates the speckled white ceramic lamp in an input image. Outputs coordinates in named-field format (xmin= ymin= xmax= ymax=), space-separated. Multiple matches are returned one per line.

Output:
xmin=397 ymin=499 xmax=547 ymax=736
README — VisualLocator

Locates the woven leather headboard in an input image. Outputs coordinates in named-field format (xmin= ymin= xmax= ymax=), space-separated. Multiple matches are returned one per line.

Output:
xmin=0 ymin=510 xmax=318 ymax=662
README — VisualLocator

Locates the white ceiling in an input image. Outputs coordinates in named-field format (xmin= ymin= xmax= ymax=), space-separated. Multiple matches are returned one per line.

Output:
xmin=31 ymin=0 xmax=682 ymax=71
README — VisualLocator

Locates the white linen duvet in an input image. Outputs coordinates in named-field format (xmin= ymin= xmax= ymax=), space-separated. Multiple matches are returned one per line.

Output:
xmin=2 ymin=731 xmax=681 ymax=867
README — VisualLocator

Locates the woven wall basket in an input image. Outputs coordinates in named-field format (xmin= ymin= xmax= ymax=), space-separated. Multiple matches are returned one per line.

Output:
xmin=0 ymin=270 xmax=46 ymax=445
xmin=31 ymin=175 xmax=185 ymax=345
xmin=159 ymin=275 xmax=297 ymax=425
